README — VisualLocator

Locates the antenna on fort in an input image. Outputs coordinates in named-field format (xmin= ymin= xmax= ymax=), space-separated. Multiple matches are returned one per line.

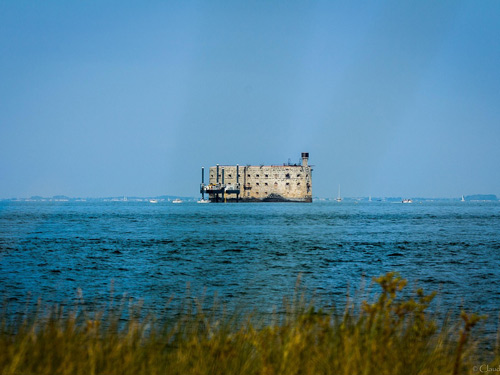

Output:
xmin=200 ymin=167 xmax=205 ymax=200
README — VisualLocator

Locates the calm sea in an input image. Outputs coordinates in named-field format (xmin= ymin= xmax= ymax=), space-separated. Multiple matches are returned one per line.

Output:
xmin=1 ymin=200 xmax=499 ymax=329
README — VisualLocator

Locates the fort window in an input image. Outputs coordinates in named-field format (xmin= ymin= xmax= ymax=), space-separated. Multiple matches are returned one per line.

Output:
xmin=211 ymin=174 xmax=213 ymax=178
xmin=286 ymin=182 xmax=290 ymax=186
xmin=247 ymin=174 xmax=251 ymax=177
xmin=256 ymin=183 xmax=260 ymax=186
xmin=256 ymin=174 xmax=260 ymax=178
xmin=265 ymin=174 xmax=268 ymax=178
xmin=256 ymin=192 xmax=259 ymax=195
xmin=228 ymin=174 xmax=232 ymax=178
xmin=297 ymin=174 xmax=301 ymax=178
xmin=264 ymin=182 xmax=268 ymax=186
xmin=285 ymin=173 xmax=290 ymax=179
xmin=297 ymin=182 xmax=301 ymax=186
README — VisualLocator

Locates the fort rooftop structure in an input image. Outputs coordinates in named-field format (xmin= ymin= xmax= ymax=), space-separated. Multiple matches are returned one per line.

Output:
xmin=200 ymin=153 xmax=312 ymax=203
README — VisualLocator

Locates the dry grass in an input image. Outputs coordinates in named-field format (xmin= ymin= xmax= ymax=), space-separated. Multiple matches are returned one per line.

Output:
xmin=0 ymin=272 xmax=496 ymax=375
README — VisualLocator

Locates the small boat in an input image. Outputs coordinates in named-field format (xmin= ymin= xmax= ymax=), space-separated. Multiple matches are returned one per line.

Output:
xmin=402 ymin=199 xmax=413 ymax=203
xmin=197 ymin=199 xmax=210 ymax=204
xmin=172 ymin=199 xmax=183 ymax=204
xmin=461 ymin=195 xmax=465 ymax=202
xmin=335 ymin=185 xmax=342 ymax=202
xmin=149 ymin=199 xmax=158 ymax=203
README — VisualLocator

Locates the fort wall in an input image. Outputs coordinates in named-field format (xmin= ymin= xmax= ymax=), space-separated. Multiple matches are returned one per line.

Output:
xmin=205 ymin=153 xmax=312 ymax=202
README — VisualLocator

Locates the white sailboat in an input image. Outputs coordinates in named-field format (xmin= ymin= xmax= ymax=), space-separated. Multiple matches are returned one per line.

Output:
xmin=335 ymin=185 xmax=342 ymax=202
xmin=461 ymin=195 xmax=465 ymax=202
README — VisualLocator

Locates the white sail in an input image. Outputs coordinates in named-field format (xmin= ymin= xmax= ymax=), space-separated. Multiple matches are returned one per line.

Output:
xmin=336 ymin=185 xmax=342 ymax=202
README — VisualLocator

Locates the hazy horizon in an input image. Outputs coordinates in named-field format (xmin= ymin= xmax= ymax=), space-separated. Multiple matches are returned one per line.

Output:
xmin=2 ymin=193 xmax=497 ymax=201
xmin=1 ymin=1 xmax=499 ymax=199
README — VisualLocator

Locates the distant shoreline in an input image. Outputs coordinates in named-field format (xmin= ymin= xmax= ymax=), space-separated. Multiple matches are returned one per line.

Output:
xmin=1 ymin=194 xmax=498 ymax=203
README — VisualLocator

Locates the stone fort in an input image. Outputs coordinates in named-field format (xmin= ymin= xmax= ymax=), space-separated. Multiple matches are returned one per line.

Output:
xmin=200 ymin=153 xmax=312 ymax=202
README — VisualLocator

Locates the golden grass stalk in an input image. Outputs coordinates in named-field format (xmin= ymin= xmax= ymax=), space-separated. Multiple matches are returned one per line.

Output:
xmin=0 ymin=273 xmax=495 ymax=375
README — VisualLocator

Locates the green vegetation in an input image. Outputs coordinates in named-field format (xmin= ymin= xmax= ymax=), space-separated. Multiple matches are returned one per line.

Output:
xmin=0 ymin=273 xmax=496 ymax=375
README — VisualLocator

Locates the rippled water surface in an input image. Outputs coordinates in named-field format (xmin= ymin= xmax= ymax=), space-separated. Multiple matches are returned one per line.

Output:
xmin=1 ymin=201 xmax=499 ymax=325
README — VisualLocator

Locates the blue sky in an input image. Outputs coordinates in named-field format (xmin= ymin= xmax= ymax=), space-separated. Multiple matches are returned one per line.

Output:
xmin=1 ymin=1 xmax=499 ymax=198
